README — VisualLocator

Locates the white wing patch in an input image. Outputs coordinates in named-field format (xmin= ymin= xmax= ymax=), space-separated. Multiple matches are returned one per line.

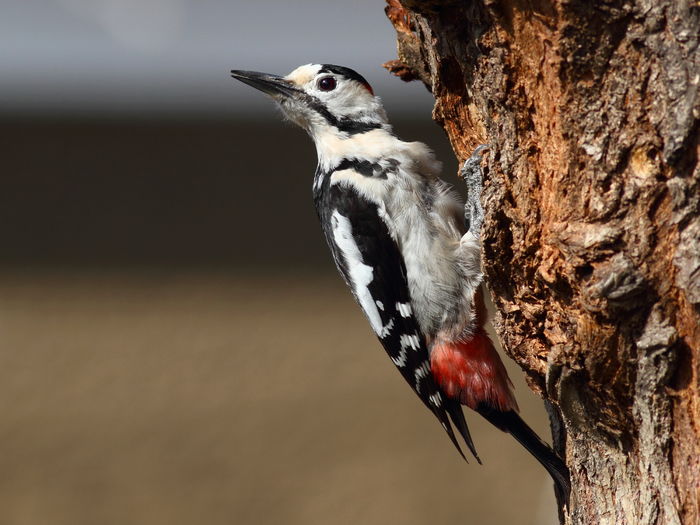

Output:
xmin=380 ymin=318 xmax=395 ymax=338
xmin=396 ymin=302 xmax=413 ymax=318
xmin=429 ymin=392 xmax=443 ymax=407
xmin=391 ymin=332 xmax=420 ymax=368
xmin=414 ymin=361 xmax=430 ymax=394
xmin=331 ymin=210 xmax=393 ymax=337
xmin=391 ymin=348 xmax=408 ymax=367
xmin=400 ymin=334 xmax=421 ymax=351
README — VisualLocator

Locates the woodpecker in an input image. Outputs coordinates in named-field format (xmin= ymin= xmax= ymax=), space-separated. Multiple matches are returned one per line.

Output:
xmin=231 ymin=64 xmax=570 ymax=502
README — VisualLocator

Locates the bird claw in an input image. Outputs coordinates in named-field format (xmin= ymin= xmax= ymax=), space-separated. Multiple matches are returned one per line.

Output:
xmin=459 ymin=144 xmax=490 ymax=182
xmin=471 ymin=143 xmax=491 ymax=158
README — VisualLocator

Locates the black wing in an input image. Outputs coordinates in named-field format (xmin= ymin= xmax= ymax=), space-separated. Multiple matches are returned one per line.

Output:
xmin=317 ymin=179 xmax=480 ymax=461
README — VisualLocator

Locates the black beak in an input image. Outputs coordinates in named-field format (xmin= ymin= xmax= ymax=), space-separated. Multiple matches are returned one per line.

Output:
xmin=230 ymin=70 xmax=298 ymax=98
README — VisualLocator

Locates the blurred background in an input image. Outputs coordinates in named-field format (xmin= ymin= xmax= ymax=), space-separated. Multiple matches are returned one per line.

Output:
xmin=0 ymin=1 xmax=558 ymax=524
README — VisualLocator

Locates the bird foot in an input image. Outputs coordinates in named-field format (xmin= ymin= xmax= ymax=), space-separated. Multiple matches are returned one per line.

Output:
xmin=460 ymin=145 xmax=490 ymax=235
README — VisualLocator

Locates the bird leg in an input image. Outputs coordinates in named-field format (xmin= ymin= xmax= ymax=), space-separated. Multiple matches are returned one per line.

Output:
xmin=460 ymin=145 xmax=489 ymax=235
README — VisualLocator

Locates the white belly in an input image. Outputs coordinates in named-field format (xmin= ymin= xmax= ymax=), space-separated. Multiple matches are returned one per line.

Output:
xmin=385 ymin=180 xmax=482 ymax=341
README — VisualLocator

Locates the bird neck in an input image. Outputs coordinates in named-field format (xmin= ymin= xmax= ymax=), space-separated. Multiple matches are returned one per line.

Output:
xmin=312 ymin=125 xmax=399 ymax=173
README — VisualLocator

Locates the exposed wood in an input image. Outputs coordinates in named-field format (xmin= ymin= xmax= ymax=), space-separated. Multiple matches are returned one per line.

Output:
xmin=384 ymin=1 xmax=700 ymax=523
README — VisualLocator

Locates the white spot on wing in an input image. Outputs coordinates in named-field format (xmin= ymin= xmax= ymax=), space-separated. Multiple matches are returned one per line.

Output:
xmin=379 ymin=317 xmax=395 ymax=338
xmin=375 ymin=300 xmax=384 ymax=311
xmin=414 ymin=361 xmax=430 ymax=394
xmin=400 ymin=334 xmax=421 ymax=351
xmin=429 ymin=392 xmax=442 ymax=407
xmin=391 ymin=348 xmax=407 ymax=367
xmin=396 ymin=302 xmax=412 ymax=318
xmin=392 ymin=333 xmax=420 ymax=368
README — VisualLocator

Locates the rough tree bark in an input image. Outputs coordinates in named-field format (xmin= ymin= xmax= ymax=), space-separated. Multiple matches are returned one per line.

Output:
xmin=383 ymin=1 xmax=700 ymax=523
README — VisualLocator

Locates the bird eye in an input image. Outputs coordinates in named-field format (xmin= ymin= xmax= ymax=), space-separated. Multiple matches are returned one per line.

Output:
xmin=317 ymin=76 xmax=336 ymax=91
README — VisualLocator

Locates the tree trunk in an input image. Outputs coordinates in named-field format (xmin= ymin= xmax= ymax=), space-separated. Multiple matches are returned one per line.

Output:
xmin=384 ymin=1 xmax=700 ymax=523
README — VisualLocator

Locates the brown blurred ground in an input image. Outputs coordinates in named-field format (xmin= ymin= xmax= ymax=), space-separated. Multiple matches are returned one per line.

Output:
xmin=0 ymin=118 xmax=558 ymax=524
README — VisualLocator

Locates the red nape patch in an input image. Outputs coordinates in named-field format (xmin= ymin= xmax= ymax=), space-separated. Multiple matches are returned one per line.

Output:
xmin=431 ymin=330 xmax=519 ymax=412
xmin=361 ymin=81 xmax=374 ymax=96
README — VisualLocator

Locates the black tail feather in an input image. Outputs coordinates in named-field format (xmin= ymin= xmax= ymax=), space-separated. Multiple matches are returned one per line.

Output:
xmin=432 ymin=403 xmax=468 ymax=462
xmin=446 ymin=399 xmax=482 ymax=464
xmin=477 ymin=405 xmax=571 ymax=506
xmin=441 ymin=415 xmax=468 ymax=462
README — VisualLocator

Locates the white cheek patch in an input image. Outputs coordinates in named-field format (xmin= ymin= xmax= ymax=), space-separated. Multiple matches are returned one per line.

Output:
xmin=331 ymin=211 xmax=393 ymax=337
xmin=324 ymin=81 xmax=373 ymax=113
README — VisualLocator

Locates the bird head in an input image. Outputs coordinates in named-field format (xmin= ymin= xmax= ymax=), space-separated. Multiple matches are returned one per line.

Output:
xmin=231 ymin=64 xmax=389 ymax=137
